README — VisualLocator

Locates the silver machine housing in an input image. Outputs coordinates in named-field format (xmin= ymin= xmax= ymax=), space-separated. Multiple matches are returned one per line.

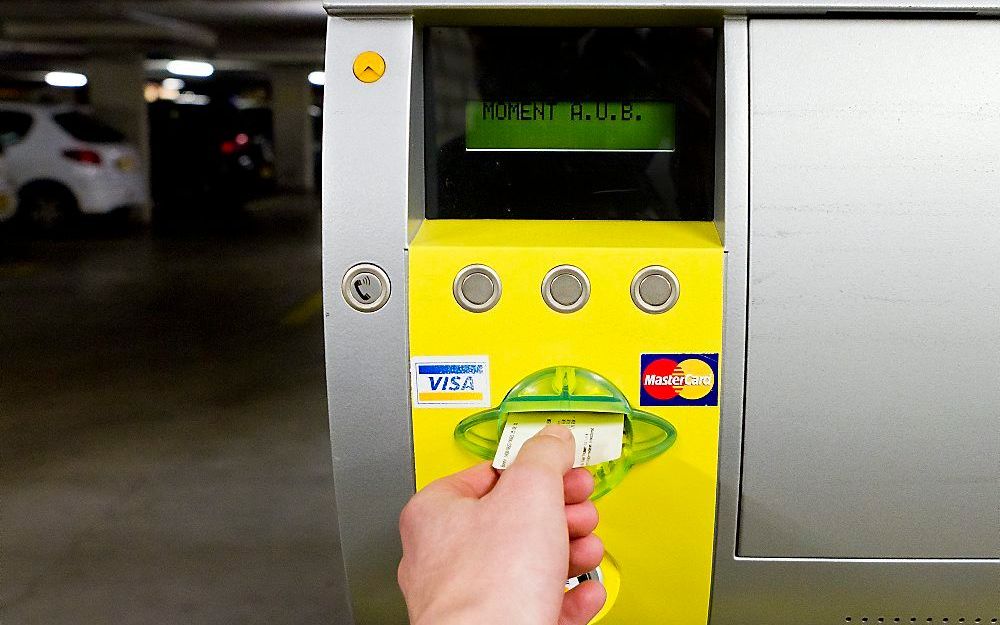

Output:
xmin=321 ymin=3 xmax=1000 ymax=623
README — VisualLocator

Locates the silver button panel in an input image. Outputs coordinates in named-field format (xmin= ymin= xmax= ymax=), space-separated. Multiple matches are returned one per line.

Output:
xmin=453 ymin=264 xmax=501 ymax=312
xmin=342 ymin=263 xmax=391 ymax=313
xmin=542 ymin=265 xmax=590 ymax=313
xmin=630 ymin=265 xmax=679 ymax=314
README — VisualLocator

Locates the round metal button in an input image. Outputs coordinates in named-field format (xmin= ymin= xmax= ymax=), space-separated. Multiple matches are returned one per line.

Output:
xmin=550 ymin=274 xmax=583 ymax=306
xmin=342 ymin=263 xmax=390 ymax=313
xmin=639 ymin=274 xmax=673 ymax=307
xmin=630 ymin=266 xmax=679 ymax=314
xmin=542 ymin=265 xmax=590 ymax=313
xmin=453 ymin=264 xmax=501 ymax=312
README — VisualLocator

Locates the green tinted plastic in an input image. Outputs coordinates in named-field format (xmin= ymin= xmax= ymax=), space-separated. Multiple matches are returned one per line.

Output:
xmin=454 ymin=366 xmax=677 ymax=499
xmin=465 ymin=101 xmax=677 ymax=152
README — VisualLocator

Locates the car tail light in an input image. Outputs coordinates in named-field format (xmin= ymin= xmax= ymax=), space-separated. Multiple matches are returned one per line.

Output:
xmin=221 ymin=133 xmax=251 ymax=155
xmin=63 ymin=149 xmax=102 ymax=165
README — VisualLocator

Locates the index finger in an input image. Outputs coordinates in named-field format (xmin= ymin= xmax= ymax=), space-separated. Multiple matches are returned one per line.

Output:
xmin=421 ymin=461 xmax=499 ymax=500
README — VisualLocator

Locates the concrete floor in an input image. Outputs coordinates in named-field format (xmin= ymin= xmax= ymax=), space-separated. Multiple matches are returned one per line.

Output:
xmin=0 ymin=195 xmax=351 ymax=624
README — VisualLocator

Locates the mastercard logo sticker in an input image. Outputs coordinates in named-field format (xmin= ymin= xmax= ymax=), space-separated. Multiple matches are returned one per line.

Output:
xmin=639 ymin=353 xmax=719 ymax=407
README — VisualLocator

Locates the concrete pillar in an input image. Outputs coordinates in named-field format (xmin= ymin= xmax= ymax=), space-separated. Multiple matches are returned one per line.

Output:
xmin=269 ymin=67 xmax=314 ymax=192
xmin=86 ymin=53 xmax=152 ymax=222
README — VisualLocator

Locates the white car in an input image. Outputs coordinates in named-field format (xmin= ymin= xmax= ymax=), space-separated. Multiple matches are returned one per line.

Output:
xmin=0 ymin=103 xmax=150 ymax=229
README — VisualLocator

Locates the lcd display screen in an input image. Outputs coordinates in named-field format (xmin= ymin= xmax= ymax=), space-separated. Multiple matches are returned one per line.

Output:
xmin=466 ymin=101 xmax=676 ymax=152
xmin=425 ymin=27 xmax=717 ymax=220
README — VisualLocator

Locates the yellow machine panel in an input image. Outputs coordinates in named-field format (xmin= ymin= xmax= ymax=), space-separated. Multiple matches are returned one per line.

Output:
xmin=409 ymin=219 xmax=724 ymax=624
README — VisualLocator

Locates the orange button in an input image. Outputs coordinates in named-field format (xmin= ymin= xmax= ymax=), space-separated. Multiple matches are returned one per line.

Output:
xmin=353 ymin=51 xmax=385 ymax=83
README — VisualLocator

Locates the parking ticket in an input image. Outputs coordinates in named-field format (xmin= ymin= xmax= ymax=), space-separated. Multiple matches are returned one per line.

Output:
xmin=492 ymin=412 xmax=625 ymax=470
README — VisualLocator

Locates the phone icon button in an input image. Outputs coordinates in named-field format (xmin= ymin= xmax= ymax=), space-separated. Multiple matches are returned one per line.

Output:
xmin=353 ymin=275 xmax=375 ymax=302
xmin=342 ymin=264 xmax=390 ymax=312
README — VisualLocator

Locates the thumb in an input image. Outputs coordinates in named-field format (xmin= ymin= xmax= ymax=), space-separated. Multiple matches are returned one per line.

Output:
xmin=512 ymin=424 xmax=575 ymax=475
xmin=495 ymin=425 xmax=575 ymax=495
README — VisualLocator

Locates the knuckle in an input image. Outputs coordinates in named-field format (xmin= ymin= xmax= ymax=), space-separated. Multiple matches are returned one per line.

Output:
xmin=397 ymin=558 xmax=404 ymax=579
xmin=397 ymin=558 xmax=411 ymax=591
xmin=398 ymin=496 xmax=424 ymax=533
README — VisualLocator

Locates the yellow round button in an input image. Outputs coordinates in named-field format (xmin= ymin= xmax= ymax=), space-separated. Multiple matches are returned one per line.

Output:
xmin=353 ymin=51 xmax=386 ymax=83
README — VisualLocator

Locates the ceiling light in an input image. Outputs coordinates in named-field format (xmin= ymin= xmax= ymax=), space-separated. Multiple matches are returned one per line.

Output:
xmin=175 ymin=92 xmax=211 ymax=106
xmin=166 ymin=60 xmax=214 ymax=78
xmin=44 ymin=71 xmax=87 ymax=88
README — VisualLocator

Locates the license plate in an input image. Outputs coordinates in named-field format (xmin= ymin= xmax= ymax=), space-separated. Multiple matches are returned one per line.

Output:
xmin=116 ymin=157 xmax=134 ymax=171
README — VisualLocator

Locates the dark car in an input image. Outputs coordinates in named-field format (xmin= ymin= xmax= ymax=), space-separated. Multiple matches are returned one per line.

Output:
xmin=148 ymin=101 xmax=275 ymax=213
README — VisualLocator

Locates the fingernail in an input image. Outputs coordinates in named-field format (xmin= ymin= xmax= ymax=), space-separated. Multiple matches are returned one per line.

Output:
xmin=538 ymin=424 xmax=573 ymax=442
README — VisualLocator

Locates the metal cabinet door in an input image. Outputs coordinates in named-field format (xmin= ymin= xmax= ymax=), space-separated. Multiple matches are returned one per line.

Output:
xmin=710 ymin=18 xmax=999 ymax=625
xmin=741 ymin=18 xmax=1000 ymax=561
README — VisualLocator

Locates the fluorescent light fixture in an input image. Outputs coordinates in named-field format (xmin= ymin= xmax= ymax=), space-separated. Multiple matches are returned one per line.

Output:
xmin=175 ymin=92 xmax=211 ymax=106
xmin=165 ymin=60 xmax=214 ymax=78
xmin=308 ymin=71 xmax=325 ymax=86
xmin=44 ymin=71 xmax=87 ymax=88
xmin=161 ymin=77 xmax=185 ymax=90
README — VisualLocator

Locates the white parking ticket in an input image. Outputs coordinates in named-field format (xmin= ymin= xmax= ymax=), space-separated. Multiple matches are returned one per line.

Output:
xmin=492 ymin=412 xmax=624 ymax=470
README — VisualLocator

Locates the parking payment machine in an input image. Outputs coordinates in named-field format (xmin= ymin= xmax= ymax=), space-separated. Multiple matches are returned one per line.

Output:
xmin=323 ymin=4 xmax=1000 ymax=625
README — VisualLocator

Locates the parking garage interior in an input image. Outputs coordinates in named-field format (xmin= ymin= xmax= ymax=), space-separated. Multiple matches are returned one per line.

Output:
xmin=0 ymin=2 xmax=350 ymax=622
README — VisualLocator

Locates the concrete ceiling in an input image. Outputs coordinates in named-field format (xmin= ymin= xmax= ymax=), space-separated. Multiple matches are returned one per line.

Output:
xmin=0 ymin=1 xmax=327 ymax=67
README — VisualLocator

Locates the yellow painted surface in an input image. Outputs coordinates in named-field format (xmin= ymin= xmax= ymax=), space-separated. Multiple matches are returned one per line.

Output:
xmin=409 ymin=219 xmax=724 ymax=625
xmin=418 ymin=392 xmax=483 ymax=402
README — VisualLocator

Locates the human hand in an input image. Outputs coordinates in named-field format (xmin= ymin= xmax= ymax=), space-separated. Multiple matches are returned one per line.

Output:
xmin=398 ymin=424 xmax=606 ymax=625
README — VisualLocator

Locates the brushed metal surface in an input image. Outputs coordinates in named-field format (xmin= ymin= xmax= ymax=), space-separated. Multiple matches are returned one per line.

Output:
xmin=709 ymin=18 xmax=999 ymax=624
xmin=741 ymin=17 xmax=1000 ymax=561
xmin=709 ymin=15 xmax=751 ymax=623
xmin=407 ymin=26 xmax=425 ymax=243
xmin=711 ymin=558 xmax=1000 ymax=623
xmin=322 ymin=15 xmax=415 ymax=625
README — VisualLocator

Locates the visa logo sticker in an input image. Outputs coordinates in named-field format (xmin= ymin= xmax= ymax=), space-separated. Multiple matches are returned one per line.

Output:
xmin=640 ymin=353 xmax=719 ymax=407
xmin=411 ymin=356 xmax=491 ymax=408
